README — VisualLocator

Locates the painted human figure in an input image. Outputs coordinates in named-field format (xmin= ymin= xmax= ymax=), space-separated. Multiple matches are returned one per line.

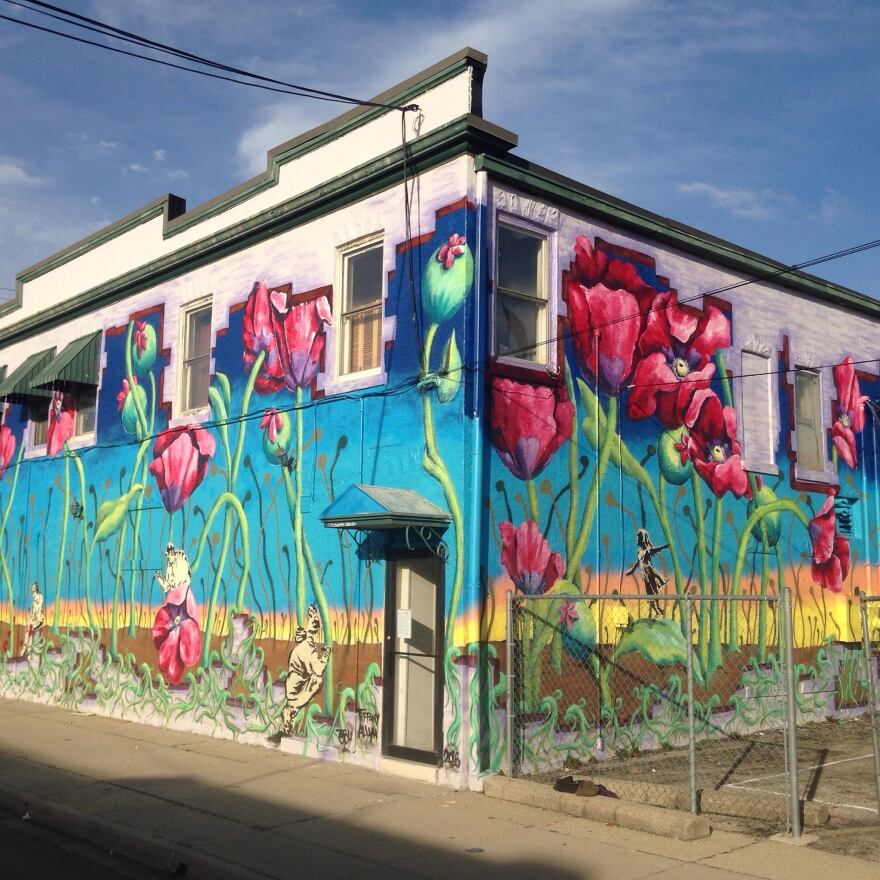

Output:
xmin=624 ymin=529 xmax=668 ymax=618
xmin=23 ymin=582 xmax=44 ymax=656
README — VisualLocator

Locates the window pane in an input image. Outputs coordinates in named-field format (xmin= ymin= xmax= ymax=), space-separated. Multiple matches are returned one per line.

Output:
xmin=495 ymin=293 xmax=543 ymax=362
xmin=497 ymin=224 xmax=544 ymax=299
xmin=186 ymin=357 xmax=210 ymax=411
xmin=188 ymin=307 xmax=212 ymax=358
xmin=346 ymin=246 xmax=383 ymax=310
xmin=740 ymin=352 xmax=774 ymax=467
xmin=345 ymin=306 xmax=382 ymax=374
xmin=75 ymin=387 xmax=97 ymax=436
xmin=32 ymin=404 xmax=48 ymax=446
xmin=795 ymin=370 xmax=824 ymax=471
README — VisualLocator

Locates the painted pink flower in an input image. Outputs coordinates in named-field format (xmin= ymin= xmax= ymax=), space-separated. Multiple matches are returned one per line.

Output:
xmin=832 ymin=356 xmax=869 ymax=468
xmin=683 ymin=389 xmax=750 ymax=498
xmin=152 ymin=589 xmax=202 ymax=684
xmin=0 ymin=425 xmax=16 ymax=480
xmin=500 ymin=520 xmax=564 ymax=595
xmin=809 ymin=492 xmax=850 ymax=592
xmin=148 ymin=426 xmax=216 ymax=513
xmin=134 ymin=320 xmax=149 ymax=357
xmin=47 ymin=392 xmax=74 ymax=457
xmin=242 ymin=280 xmax=333 ymax=394
xmin=260 ymin=408 xmax=283 ymax=443
xmin=117 ymin=378 xmax=133 ymax=411
xmin=564 ymin=236 xmax=657 ymax=395
xmin=628 ymin=291 xmax=730 ymax=427
xmin=489 ymin=376 xmax=574 ymax=480
xmin=437 ymin=234 xmax=466 ymax=270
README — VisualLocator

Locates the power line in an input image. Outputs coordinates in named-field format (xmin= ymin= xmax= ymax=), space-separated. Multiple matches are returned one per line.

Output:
xmin=1 ymin=1 xmax=417 ymax=111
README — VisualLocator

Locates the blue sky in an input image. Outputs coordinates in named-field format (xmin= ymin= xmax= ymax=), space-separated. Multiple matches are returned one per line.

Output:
xmin=1 ymin=0 xmax=879 ymax=299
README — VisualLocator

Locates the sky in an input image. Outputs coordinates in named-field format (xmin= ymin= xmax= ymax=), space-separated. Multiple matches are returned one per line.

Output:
xmin=1 ymin=0 xmax=880 ymax=301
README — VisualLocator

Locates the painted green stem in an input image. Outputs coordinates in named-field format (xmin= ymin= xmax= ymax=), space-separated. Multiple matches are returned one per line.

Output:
xmin=51 ymin=452 xmax=71 ymax=634
xmin=109 ymin=518 xmax=130 ymax=658
xmin=692 ymin=475 xmax=710 ymax=670
xmin=69 ymin=449 xmax=94 ymax=628
xmin=566 ymin=395 xmax=618 ymax=582
xmin=0 ymin=444 xmax=25 ymax=648
xmin=563 ymin=363 xmax=580 ymax=576
xmin=127 ymin=455 xmax=150 ymax=636
xmin=708 ymin=496 xmax=724 ymax=675
xmin=125 ymin=321 xmax=149 ymax=439
xmin=741 ymin=471 xmax=770 ymax=654
xmin=526 ymin=480 xmax=540 ymax=525
xmin=233 ymin=351 xmax=265 ymax=481
xmin=420 ymin=323 xmax=466 ymax=646
xmin=294 ymin=387 xmax=306 ymax=624
xmin=653 ymin=475 xmax=686 ymax=622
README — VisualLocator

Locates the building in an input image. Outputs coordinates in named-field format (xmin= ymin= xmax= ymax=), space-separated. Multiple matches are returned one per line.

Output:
xmin=1 ymin=48 xmax=877 ymax=788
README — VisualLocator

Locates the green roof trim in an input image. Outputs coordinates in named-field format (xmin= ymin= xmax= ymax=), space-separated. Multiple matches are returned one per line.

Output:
xmin=30 ymin=331 xmax=102 ymax=388
xmin=0 ymin=348 xmax=56 ymax=400
xmin=476 ymin=154 xmax=880 ymax=318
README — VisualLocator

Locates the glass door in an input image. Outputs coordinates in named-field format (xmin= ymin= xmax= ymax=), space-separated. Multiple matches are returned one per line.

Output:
xmin=382 ymin=552 xmax=444 ymax=764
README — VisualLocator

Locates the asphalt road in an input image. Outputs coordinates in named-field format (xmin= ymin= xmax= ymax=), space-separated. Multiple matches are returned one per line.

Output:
xmin=0 ymin=812 xmax=162 ymax=879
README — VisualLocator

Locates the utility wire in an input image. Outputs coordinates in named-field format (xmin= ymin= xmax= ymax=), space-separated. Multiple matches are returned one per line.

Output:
xmin=1 ymin=1 xmax=417 ymax=111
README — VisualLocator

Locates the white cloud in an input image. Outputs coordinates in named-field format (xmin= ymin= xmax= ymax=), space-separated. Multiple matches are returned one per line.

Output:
xmin=89 ymin=196 xmax=101 ymax=205
xmin=677 ymin=181 xmax=792 ymax=220
xmin=167 ymin=168 xmax=189 ymax=181
xmin=816 ymin=187 xmax=847 ymax=225
xmin=0 ymin=156 xmax=45 ymax=188
xmin=127 ymin=163 xmax=148 ymax=173
xmin=153 ymin=149 xmax=167 ymax=162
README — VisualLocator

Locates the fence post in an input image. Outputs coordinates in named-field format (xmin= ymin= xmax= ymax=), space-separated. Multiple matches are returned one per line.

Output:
xmin=686 ymin=596 xmax=697 ymax=814
xmin=859 ymin=596 xmax=880 ymax=818
xmin=782 ymin=588 xmax=802 ymax=838
xmin=505 ymin=590 xmax=514 ymax=778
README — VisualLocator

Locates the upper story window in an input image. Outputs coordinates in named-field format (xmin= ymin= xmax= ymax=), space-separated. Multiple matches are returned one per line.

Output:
xmin=339 ymin=239 xmax=384 ymax=377
xmin=73 ymin=386 xmax=97 ymax=437
xmin=795 ymin=368 xmax=825 ymax=473
xmin=740 ymin=350 xmax=775 ymax=472
xmin=30 ymin=401 xmax=48 ymax=447
xmin=180 ymin=299 xmax=212 ymax=413
xmin=494 ymin=221 xmax=549 ymax=365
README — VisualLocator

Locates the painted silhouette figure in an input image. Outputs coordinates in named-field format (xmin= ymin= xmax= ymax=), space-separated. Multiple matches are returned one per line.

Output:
xmin=624 ymin=529 xmax=668 ymax=618
xmin=23 ymin=582 xmax=44 ymax=657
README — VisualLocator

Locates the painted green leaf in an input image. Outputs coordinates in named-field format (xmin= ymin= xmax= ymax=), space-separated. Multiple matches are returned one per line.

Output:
xmin=435 ymin=331 xmax=462 ymax=404
xmin=577 ymin=378 xmax=648 ymax=486
xmin=214 ymin=372 xmax=232 ymax=413
xmin=611 ymin=618 xmax=688 ymax=668
xmin=93 ymin=484 xmax=142 ymax=544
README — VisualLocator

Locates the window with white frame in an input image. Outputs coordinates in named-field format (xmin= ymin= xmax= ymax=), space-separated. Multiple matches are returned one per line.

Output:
xmin=740 ymin=350 xmax=775 ymax=471
xmin=30 ymin=401 xmax=48 ymax=447
xmin=180 ymin=299 xmax=212 ymax=413
xmin=494 ymin=221 xmax=548 ymax=364
xmin=339 ymin=239 xmax=384 ymax=377
xmin=794 ymin=368 xmax=825 ymax=473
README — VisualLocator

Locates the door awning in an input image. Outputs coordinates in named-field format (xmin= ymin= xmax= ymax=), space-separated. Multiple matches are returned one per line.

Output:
xmin=0 ymin=348 xmax=56 ymax=401
xmin=31 ymin=331 xmax=102 ymax=388
xmin=320 ymin=484 xmax=451 ymax=530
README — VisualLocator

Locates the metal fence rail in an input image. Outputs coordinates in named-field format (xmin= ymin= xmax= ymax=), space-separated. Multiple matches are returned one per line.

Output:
xmin=506 ymin=590 xmax=801 ymax=835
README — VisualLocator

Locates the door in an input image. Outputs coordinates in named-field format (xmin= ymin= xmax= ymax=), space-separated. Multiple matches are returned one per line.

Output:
xmin=382 ymin=552 xmax=444 ymax=764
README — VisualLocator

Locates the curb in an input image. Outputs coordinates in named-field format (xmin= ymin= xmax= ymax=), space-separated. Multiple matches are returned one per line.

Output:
xmin=0 ymin=784 xmax=269 ymax=880
xmin=483 ymin=777 xmax=712 ymax=840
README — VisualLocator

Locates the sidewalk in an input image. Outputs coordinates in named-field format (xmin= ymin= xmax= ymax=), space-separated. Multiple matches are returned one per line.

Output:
xmin=0 ymin=697 xmax=875 ymax=880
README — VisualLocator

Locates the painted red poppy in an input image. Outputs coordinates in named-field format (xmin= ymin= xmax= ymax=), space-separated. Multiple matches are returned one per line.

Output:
xmin=148 ymin=425 xmax=216 ymax=513
xmin=564 ymin=236 xmax=657 ymax=395
xmin=809 ymin=492 xmax=850 ymax=592
xmin=683 ymin=389 xmax=750 ymax=498
xmin=47 ymin=392 xmax=74 ymax=457
xmin=489 ymin=376 xmax=573 ymax=481
xmin=628 ymin=291 xmax=730 ymax=427
xmin=500 ymin=520 xmax=564 ymax=595
xmin=242 ymin=280 xmax=333 ymax=394
xmin=152 ymin=588 xmax=202 ymax=684
xmin=831 ymin=356 xmax=869 ymax=468
xmin=0 ymin=424 xmax=15 ymax=480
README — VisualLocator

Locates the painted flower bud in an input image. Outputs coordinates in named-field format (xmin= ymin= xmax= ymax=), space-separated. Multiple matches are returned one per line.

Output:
xmin=657 ymin=428 xmax=693 ymax=486
xmin=132 ymin=320 xmax=157 ymax=376
xmin=747 ymin=485 xmax=782 ymax=547
xmin=117 ymin=379 xmax=148 ymax=435
xmin=260 ymin=408 xmax=292 ymax=466
xmin=422 ymin=234 xmax=474 ymax=325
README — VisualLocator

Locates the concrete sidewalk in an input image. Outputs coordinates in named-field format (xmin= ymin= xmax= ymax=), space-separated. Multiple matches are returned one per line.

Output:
xmin=0 ymin=698 xmax=874 ymax=880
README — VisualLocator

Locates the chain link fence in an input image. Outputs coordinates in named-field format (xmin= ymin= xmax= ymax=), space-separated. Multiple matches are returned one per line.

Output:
xmin=506 ymin=591 xmax=802 ymax=834
xmin=859 ymin=595 xmax=880 ymax=818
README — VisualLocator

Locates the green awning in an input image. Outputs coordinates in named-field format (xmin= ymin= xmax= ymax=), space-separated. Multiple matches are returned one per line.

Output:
xmin=320 ymin=484 xmax=451 ymax=530
xmin=31 ymin=331 xmax=102 ymax=388
xmin=0 ymin=348 xmax=56 ymax=401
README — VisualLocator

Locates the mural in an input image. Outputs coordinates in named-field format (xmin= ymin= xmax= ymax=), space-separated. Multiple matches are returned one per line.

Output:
xmin=0 ymin=196 xmax=876 ymax=784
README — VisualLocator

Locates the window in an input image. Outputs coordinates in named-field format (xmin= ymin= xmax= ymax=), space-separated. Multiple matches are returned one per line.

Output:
xmin=740 ymin=351 xmax=775 ymax=471
xmin=180 ymin=301 xmax=212 ymax=412
xmin=795 ymin=369 xmax=824 ymax=473
xmin=31 ymin=402 xmax=48 ymax=447
xmin=73 ymin=386 xmax=97 ymax=437
xmin=340 ymin=241 xmax=384 ymax=376
xmin=495 ymin=222 xmax=548 ymax=364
